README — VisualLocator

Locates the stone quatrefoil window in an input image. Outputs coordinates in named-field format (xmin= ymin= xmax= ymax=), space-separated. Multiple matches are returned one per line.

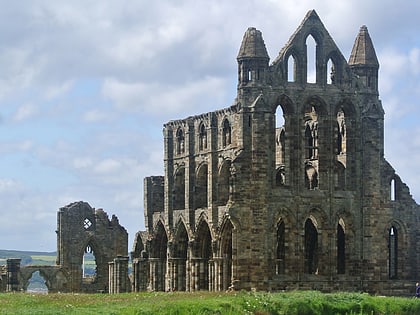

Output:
xmin=83 ymin=218 xmax=92 ymax=230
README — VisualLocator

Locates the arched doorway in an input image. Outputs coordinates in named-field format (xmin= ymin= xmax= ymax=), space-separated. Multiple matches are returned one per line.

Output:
xmin=220 ymin=220 xmax=233 ymax=290
xmin=26 ymin=270 xmax=48 ymax=294
xmin=195 ymin=221 xmax=213 ymax=290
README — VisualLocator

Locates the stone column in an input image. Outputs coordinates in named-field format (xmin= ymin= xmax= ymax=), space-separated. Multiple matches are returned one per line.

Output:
xmin=209 ymin=259 xmax=214 ymax=291
xmin=108 ymin=256 xmax=129 ymax=293
xmin=6 ymin=258 xmax=21 ymax=292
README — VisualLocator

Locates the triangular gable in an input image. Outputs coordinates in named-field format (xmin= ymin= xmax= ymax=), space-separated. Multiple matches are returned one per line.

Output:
xmin=271 ymin=10 xmax=350 ymax=86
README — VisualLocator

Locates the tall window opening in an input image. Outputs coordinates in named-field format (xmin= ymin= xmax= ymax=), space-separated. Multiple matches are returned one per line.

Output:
xmin=275 ymin=105 xmax=286 ymax=169
xmin=173 ymin=223 xmax=188 ymax=291
xmin=222 ymin=119 xmax=231 ymax=147
xmin=176 ymin=128 xmax=185 ymax=154
xmin=306 ymin=35 xmax=317 ymax=83
xmin=389 ymin=226 xmax=398 ymax=279
xmin=327 ymin=58 xmax=335 ymax=84
xmin=390 ymin=179 xmax=396 ymax=201
xmin=304 ymin=106 xmax=318 ymax=160
xmin=195 ymin=164 xmax=208 ymax=209
xmin=337 ymin=220 xmax=345 ymax=274
xmin=287 ymin=55 xmax=296 ymax=82
xmin=151 ymin=222 xmax=168 ymax=291
xmin=336 ymin=109 xmax=346 ymax=155
xmin=304 ymin=218 xmax=318 ymax=274
xmin=82 ymin=245 xmax=97 ymax=281
xmin=276 ymin=220 xmax=285 ymax=274
xmin=26 ymin=271 xmax=48 ymax=293
xmin=217 ymin=160 xmax=231 ymax=205
xmin=305 ymin=164 xmax=318 ymax=190
xmin=173 ymin=168 xmax=185 ymax=210
xmin=195 ymin=222 xmax=212 ymax=290
xmin=221 ymin=220 xmax=233 ymax=291
xmin=199 ymin=123 xmax=207 ymax=151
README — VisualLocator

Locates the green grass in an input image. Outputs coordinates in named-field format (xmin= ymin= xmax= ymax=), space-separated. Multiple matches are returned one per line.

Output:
xmin=0 ymin=291 xmax=419 ymax=315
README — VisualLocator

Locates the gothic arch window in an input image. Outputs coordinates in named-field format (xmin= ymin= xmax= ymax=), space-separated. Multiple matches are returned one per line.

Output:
xmin=306 ymin=34 xmax=317 ymax=83
xmin=173 ymin=167 xmax=185 ymax=210
xmin=222 ymin=118 xmax=231 ymax=147
xmin=304 ymin=218 xmax=318 ymax=274
xmin=336 ymin=109 xmax=346 ymax=155
xmin=217 ymin=160 xmax=231 ymax=205
xmin=304 ymin=105 xmax=319 ymax=160
xmin=276 ymin=166 xmax=285 ymax=186
xmin=82 ymin=244 xmax=97 ymax=280
xmin=276 ymin=220 xmax=285 ymax=274
xmin=220 ymin=220 xmax=233 ymax=291
xmin=275 ymin=104 xmax=286 ymax=186
xmin=337 ymin=220 xmax=345 ymax=274
xmin=305 ymin=164 xmax=318 ymax=190
xmin=176 ymin=128 xmax=185 ymax=154
xmin=389 ymin=226 xmax=398 ymax=279
xmin=195 ymin=221 xmax=212 ymax=290
xmin=150 ymin=222 xmax=168 ymax=291
xmin=390 ymin=178 xmax=396 ymax=201
xmin=195 ymin=164 xmax=208 ymax=209
xmin=173 ymin=222 xmax=188 ymax=291
xmin=327 ymin=58 xmax=335 ymax=84
xmin=287 ymin=54 xmax=297 ymax=82
xmin=198 ymin=123 xmax=207 ymax=151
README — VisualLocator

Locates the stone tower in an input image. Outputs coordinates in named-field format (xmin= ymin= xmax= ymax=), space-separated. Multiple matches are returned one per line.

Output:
xmin=132 ymin=10 xmax=420 ymax=295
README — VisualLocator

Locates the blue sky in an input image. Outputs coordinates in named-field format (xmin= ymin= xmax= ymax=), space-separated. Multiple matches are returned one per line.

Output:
xmin=2 ymin=0 xmax=420 ymax=251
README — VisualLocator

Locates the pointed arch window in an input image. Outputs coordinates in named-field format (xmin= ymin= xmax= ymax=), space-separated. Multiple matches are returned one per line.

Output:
xmin=389 ymin=226 xmax=398 ymax=279
xmin=173 ymin=223 xmax=188 ymax=291
xmin=195 ymin=164 xmax=208 ymax=209
xmin=199 ymin=123 xmax=207 ymax=151
xmin=305 ymin=164 xmax=318 ymax=190
xmin=390 ymin=178 xmax=396 ymax=201
xmin=173 ymin=168 xmax=185 ymax=210
xmin=275 ymin=105 xmax=286 ymax=186
xmin=222 ymin=119 xmax=231 ymax=147
xmin=337 ymin=220 xmax=345 ymax=274
xmin=217 ymin=160 xmax=231 ymax=205
xmin=220 ymin=220 xmax=233 ymax=291
xmin=176 ymin=128 xmax=185 ymax=154
xmin=327 ymin=58 xmax=335 ymax=84
xmin=276 ymin=220 xmax=285 ymax=274
xmin=336 ymin=109 xmax=346 ymax=155
xmin=306 ymin=35 xmax=317 ymax=83
xmin=304 ymin=218 xmax=318 ymax=274
xmin=287 ymin=55 xmax=296 ymax=82
xmin=82 ymin=244 xmax=97 ymax=280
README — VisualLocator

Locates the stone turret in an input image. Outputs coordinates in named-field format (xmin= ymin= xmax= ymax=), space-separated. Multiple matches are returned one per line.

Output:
xmin=237 ymin=27 xmax=270 ymax=90
xmin=349 ymin=25 xmax=379 ymax=93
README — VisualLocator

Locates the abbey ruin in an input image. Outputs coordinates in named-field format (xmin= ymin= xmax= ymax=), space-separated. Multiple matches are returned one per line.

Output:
xmin=131 ymin=10 xmax=420 ymax=295
xmin=1 ymin=10 xmax=419 ymax=295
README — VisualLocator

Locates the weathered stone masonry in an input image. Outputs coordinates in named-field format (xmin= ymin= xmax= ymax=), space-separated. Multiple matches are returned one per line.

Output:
xmin=0 ymin=201 xmax=130 ymax=293
xmin=132 ymin=10 xmax=420 ymax=295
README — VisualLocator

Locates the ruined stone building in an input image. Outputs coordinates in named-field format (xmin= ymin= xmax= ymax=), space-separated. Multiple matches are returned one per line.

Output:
xmin=131 ymin=10 xmax=420 ymax=295
xmin=0 ymin=201 xmax=130 ymax=293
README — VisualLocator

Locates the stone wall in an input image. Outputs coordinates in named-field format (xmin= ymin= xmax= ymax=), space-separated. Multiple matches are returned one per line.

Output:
xmin=132 ymin=10 xmax=420 ymax=296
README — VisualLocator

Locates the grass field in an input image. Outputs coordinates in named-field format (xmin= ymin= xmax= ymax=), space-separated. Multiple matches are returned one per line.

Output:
xmin=0 ymin=290 xmax=419 ymax=315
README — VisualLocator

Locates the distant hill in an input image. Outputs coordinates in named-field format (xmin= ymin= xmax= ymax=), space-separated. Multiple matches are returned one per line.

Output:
xmin=0 ymin=249 xmax=56 ymax=266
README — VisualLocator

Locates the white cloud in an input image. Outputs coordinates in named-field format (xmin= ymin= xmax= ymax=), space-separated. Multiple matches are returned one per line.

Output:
xmin=2 ymin=0 xmax=420 ymax=251
xmin=12 ymin=103 xmax=39 ymax=122
xmin=102 ymin=76 xmax=229 ymax=118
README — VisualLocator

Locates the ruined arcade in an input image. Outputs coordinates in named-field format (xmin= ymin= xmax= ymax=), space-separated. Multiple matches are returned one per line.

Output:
xmin=132 ymin=10 xmax=420 ymax=295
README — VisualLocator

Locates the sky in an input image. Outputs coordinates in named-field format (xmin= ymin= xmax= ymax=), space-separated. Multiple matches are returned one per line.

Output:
xmin=2 ymin=0 xmax=420 ymax=252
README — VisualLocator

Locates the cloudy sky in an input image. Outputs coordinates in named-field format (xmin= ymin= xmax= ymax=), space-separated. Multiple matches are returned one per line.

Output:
xmin=1 ymin=0 xmax=420 ymax=252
